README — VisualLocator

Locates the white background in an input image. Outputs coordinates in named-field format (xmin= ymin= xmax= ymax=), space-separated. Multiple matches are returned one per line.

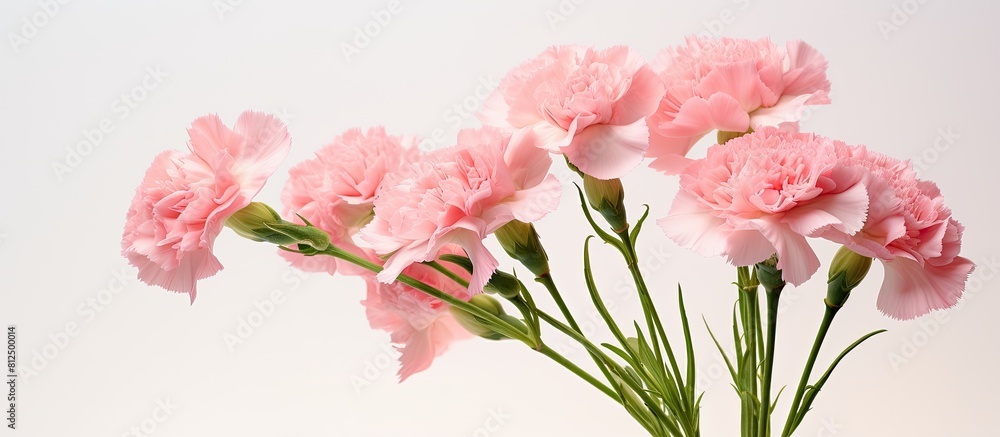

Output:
xmin=2 ymin=1 xmax=999 ymax=436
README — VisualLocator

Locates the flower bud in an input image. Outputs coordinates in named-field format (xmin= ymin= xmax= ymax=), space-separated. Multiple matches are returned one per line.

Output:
xmin=450 ymin=295 xmax=521 ymax=341
xmin=583 ymin=174 xmax=627 ymax=232
xmin=225 ymin=202 xmax=284 ymax=242
xmin=755 ymin=255 xmax=785 ymax=292
xmin=826 ymin=246 xmax=873 ymax=308
xmin=225 ymin=202 xmax=330 ymax=251
xmin=484 ymin=270 xmax=522 ymax=299
xmin=495 ymin=220 xmax=549 ymax=276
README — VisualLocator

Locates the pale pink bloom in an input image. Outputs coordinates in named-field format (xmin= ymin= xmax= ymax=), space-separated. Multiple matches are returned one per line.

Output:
xmin=122 ymin=111 xmax=291 ymax=301
xmin=820 ymin=145 xmax=974 ymax=319
xmin=279 ymin=127 xmax=418 ymax=275
xmin=479 ymin=45 xmax=664 ymax=179
xmin=647 ymin=37 xmax=831 ymax=174
xmin=361 ymin=127 xmax=561 ymax=294
xmin=658 ymin=128 xmax=867 ymax=285
xmin=362 ymin=245 xmax=471 ymax=381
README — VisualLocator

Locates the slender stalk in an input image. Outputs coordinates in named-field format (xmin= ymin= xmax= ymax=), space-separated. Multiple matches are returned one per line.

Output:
xmin=758 ymin=287 xmax=782 ymax=436
xmin=618 ymin=229 xmax=689 ymax=411
xmin=536 ymin=272 xmax=580 ymax=332
xmin=736 ymin=267 xmax=759 ymax=437
xmin=536 ymin=271 xmax=617 ymax=396
xmin=536 ymin=309 xmax=679 ymax=436
xmin=538 ymin=344 xmax=619 ymax=402
xmin=618 ymin=229 xmax=665 ymax=365
xmin=781 ymin=304 xmax=839 ymax=437
xmin=319 ymin=246 xmax=530 ymax=344
xmin=425 ymin=260 xmax=469 ymax=287
xmin=318 ymin=246 xmax=627 ymax=418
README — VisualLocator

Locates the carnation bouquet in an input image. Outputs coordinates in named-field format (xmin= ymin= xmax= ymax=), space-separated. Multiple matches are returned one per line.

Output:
xmin=121 ymin=37 xmax=972 ymax=436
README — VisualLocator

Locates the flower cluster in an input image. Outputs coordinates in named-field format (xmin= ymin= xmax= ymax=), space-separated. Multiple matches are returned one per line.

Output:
xmin=122 ymin=36 xmax=973 ymax=396
xmin=658 ymin=127 xmax=973 ymax=319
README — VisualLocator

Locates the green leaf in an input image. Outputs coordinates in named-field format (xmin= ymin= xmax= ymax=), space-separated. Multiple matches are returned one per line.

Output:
xmin=574 ymin=184 xmax=626 ymax=254
xmin=629 ymin=204 xmax=651 ymax=243
xmin=704 ymin=317 xmax=738 ymax=383
xmin=677 ymin=285 xmax=697 ymax=403
xmin=790 ymin=329 xmax=887 ymax=434
xmin=583 ymin=237 xmax=636 ymax=363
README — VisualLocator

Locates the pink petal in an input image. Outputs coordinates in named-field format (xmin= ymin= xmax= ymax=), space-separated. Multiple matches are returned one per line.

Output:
xmin=504 ymin=128 xmax=554 ymax=189
xmin=754 ymin=220 xmax=820 ymax=286
xmin=693 ymin=61 xmax=767 ymax=113
xmin=646 ymin=132 xmax=697 ymax=175
xmin=782 ymin=182 xmax=869 ymax=237
xmin=530 ymin=120 xmax=576 ymax=152
xmin=377 ymin=243 xmax=433 ymax=284
xmin=648 ymin=93 xmax=749 ymax=174
xmin=477 ymin=91 xmax=515 ymax=128
xmin=749 ymin=92 xmax=824 ymax=129
xmin=396 ymin=328 xmax=435 ymax=381
xmin=133 ymin=247 xmax=223 ymax=303
xmin=495 ymin=175 xmax=562 ymax=225
xmin=659 ymin=192 xmax=730 ymax=257
xmin=782 ymin=41 xmax=832 ymax=98
xmin=397 ymin=316 xmax=465 ymax=381
xmin=232 ymin=110 xmax=292 ymax=189
xmin=609 ymin=63 xmax=665 ymax=126
xmin=450 ymin=231 xmax=499 ymax=295
xmin=657 ymin=93 xmax=750 ymax=137
xmin=186 ymin=114 xmax=240 ymax=166
xmin=877 ymin=256 xmax=975 ymax=320
xmin=562 ymin=119 xmax=648 ymax=179
xmin=724 ymin=230 xmax=777 ymax=266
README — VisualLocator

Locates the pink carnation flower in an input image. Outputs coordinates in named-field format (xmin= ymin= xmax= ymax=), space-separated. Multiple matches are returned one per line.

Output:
xmin=647 ymin=37 xmax=831 ymax=174
xmin=658 ymin=128 xmax=868 ymax=285
xmin=279 ymin=127 xmax=418 ymax=275
xmin=479 ymin=45 xmax=664 ymax=179
xmin=122 ymin=111 xmax=291 ymax=301
xmin=362 ymin=245 xmax=471 ymax=381
xmin=821 ymin=145 xmax=974 ymax=319
xmin=361 ymin=127 xmax=561 ymax=295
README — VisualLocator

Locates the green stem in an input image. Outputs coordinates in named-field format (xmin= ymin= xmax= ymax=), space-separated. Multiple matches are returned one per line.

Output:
xmin=538 ymin=344 xmax=619 ymax=402
xmin=426 ymin=261 xmax=469 ymax=287
xmin=736 ymin=267 xmax=759 ymax=437
xmin=758 ymin=286 xmax=782 ymax=436
xmin=535 ymin=309 xmax=679 ymax=436
xmin=537 ymin=272 xmax=580 ymax=332
xmin=618 ymin=229 xmax=688 ymax=407
xmin=618 ymin=229 xmax=664 ymax=364
xmin=781 ymin=304 xmax=839 ymax=437
xmin=536 ymin=271 xmax=617 ymax=394
xmin=320 ymin=246 xmax=531 ymax=344
xmin=425 ymin=251 xmax=618 ymax=405
xmin=321 ymin=246 xmax=624 ymax=415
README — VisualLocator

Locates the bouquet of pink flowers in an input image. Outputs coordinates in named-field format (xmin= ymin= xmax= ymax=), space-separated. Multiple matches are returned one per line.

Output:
xmin=120 ymin=37 xmax=973 ymax=436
